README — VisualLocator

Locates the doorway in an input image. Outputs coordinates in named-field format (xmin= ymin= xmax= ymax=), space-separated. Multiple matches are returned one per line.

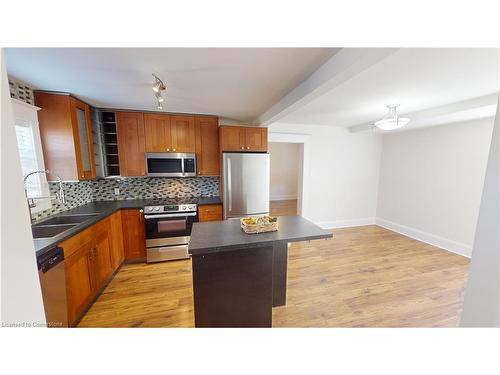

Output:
xmin=269 ymin=142 xmax=302 ymax=216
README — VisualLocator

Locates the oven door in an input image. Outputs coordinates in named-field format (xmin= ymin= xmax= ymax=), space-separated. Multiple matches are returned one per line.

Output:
xmin=144 ymin=212 xmax=198 ymax=247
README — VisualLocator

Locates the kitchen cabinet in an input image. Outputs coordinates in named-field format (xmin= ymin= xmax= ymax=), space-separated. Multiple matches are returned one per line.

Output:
xmin=195 ymin=116 xmax=220 ymax=176
xmin=171 ymin=115 xmax=196 ymax=152
xmin=93 ymin=220 xmax=115 ymax=288
xmin=219 ymin=126 xmax=245 ymax=151
xmin=34 ymin=92 xmax=96 ymax=181
xmin=116 ymin=112 xmax=146 ymax=176
xmin=199 ymin=204 xmax=223 ymax=222
xmin=244 ymin=127 xmax=268 ymax=152
xmin=64 ymin=237 xmax=95 ymax=326
xmin=122 ymin=209 xmax=146 ymax=260
xmin=109 ymin=210 xmax=124 ymax=269
xmin=61 ymin=216 xmax=124 ymax=326
xmin=144 ymin=113 xmax=172 ymax=152
xmin=219 ymin=126 xmax=268 ymax=152
xmin=143 ymin=114 xmax=196 ymax=153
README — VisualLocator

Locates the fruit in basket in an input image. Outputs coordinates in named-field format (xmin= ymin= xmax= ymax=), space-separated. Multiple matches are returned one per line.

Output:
xmin=241 ymin=216 xmax=277 ymax=225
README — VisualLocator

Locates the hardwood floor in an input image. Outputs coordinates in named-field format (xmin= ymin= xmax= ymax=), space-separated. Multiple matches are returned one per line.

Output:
xmin=78 ymin=225 xmax=469 ymax=328
xmin=270 ymin=199 xmax=297 ymax=216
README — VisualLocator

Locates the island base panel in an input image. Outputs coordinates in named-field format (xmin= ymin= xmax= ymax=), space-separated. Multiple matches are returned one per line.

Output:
xmin=192 ymin=246 xmax=273 ymax=328
xmin=272 ymin=242 xmax=288 ymax=307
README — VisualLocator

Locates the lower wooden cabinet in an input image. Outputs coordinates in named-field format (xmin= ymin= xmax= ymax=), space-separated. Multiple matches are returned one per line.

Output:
xmin=121 ymin=209 xmax=146 ymax=260
xmin=61 ymin=213 xmax=126 ymax=326
xmin=64 ymin=238 xmax=95 ymax=326
xmin=199 ymin=204 xmax=223 ymax=222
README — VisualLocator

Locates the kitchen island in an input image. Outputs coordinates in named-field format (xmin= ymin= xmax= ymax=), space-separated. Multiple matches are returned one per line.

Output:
xmin=188 ymin=216 xmax=333 ymax=327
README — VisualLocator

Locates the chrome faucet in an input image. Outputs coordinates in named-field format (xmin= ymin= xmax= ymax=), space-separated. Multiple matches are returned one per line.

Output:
xmin=23 ymin=170 xmax=66 ymax=222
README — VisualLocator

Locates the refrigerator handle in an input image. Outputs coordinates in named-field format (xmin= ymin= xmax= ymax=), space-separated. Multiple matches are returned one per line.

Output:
xmin=227 ymin=158 xmax=232 ymax=212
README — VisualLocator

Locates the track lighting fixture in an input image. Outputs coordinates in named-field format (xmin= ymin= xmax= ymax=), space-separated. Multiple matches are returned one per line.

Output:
xmin=152 ymin=73 xmax=166 ymax=110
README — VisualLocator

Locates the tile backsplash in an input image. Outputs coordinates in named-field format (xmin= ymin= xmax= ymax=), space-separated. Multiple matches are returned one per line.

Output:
xmin=32 ymin=177 xmax=219 ymax=221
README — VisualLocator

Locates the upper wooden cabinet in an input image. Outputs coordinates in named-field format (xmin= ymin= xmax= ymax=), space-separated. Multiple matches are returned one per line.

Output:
xmin=34 ymin=92 xmax=96 ymax=181
xmin=144 ymin=113 xmax=172 ymax=152
xmin=219 ymin=126 xmax=268 ymax=152
xmin=116 ymin=112 xmax=146 ymax=177
xmin=171 ymin=115 xmax=196 ymax=152
xmin=195 ymin=116 xmax=219 ymax=176
xmin=143 ymin=114 xmax=196 ymax=153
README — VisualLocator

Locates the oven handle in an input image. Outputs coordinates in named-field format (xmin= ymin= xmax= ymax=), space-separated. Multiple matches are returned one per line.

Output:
xmin=144 ymin=212 xmax=197 ymax=219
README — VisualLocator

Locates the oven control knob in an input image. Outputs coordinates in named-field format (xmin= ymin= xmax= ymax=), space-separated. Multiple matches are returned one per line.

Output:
xmin=154 ymin=207 xmax=160 ymax=211
xmin=148 ymin=207 xmax=153 ymax=212
xmin=181 ymin=205 xmax=186 ymax=211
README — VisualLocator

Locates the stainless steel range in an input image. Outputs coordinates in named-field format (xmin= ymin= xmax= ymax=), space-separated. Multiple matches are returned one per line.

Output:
xmin=143 ymin=198 xmax=198 ymax=263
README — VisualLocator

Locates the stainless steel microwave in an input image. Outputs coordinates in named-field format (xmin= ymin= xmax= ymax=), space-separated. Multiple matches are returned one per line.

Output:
xmin=145 ymin=153 xmax=197 ymax=177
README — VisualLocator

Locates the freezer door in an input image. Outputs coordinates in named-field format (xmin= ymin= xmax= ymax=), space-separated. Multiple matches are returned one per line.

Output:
xmin=223 ymin=153 xmax=270 ymax=218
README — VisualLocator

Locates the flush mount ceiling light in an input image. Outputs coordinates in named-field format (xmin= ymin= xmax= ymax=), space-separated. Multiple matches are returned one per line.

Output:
xmin=152 ymin=73 xmax=166 ymax=110
xmin=374 ymin=104 xmax=410 ymax=131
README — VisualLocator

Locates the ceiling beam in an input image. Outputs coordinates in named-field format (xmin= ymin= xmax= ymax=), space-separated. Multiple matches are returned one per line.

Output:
xmin=254 ymin=48 xmax=399 ymax=126
xmin=349 ymin=93 xmax=499 ymax=133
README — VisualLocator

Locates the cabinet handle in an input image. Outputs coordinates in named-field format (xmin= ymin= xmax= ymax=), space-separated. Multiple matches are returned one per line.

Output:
xmin=172 ymin=148 xmax=176 ymax=152
xmin=246 ymin=147 xmax=250 ymax=150
xmin=167 ymin=148 xmax=170 ymax=152
xmin=240 ymin=146 xmax=244 ymax=150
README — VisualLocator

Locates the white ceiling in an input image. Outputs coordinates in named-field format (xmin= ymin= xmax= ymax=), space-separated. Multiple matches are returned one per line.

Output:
xmin=5 ymin=48 xmax=337 ymax=123
xmin=278 ymin=48 xmax=500 ymax=129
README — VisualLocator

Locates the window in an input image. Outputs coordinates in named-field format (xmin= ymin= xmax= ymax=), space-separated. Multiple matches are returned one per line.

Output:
xmin=12 ymin=99 xmax=51 ymax=213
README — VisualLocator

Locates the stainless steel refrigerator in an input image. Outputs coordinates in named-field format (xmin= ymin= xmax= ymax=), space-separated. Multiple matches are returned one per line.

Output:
xmin=222 ymin=153 xmax=270 ymax=219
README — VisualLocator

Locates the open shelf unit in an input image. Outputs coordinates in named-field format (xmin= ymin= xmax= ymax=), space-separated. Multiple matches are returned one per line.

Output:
xmin=99 ymin=111 xmax=120 ymax=177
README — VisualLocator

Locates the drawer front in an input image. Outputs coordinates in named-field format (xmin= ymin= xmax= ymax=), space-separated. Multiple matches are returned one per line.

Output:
xmin=198 ymin=204 xmax=223 ymax=222
xmin=147 ymin=245 xmax=189 ymax=263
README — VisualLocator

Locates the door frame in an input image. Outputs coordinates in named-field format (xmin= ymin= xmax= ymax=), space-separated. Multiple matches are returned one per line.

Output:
xmin=268 ymin=132 xmax=311 ymax=218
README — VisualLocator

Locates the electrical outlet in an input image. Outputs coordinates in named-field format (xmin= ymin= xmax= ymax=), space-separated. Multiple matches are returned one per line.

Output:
xmin=114 ymin=188 xmax=120 ymax=195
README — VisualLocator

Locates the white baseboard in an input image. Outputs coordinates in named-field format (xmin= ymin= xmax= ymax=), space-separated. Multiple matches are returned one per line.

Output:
xmin=375 ymin=218 xmax=471 ymax=258
xmin=270 ymin=195 xmax=298 ymax=201
xmin=317 ymin=217 xmax=376 ymax=229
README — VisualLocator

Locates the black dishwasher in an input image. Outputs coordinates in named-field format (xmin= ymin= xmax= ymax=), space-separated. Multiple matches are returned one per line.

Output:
xmin=37 ymin=247 xmax=68 ymax=327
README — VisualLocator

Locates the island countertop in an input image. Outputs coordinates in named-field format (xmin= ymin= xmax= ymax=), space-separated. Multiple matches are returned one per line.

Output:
xmin=188 ymin=216 xmax=333 ymax=256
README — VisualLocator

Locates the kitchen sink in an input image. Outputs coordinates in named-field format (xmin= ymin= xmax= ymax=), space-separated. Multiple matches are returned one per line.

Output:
xmin=34 ymin=213 xmax=99 ymax=226
xmin=31 ymin=224 xmax=78 ymax=239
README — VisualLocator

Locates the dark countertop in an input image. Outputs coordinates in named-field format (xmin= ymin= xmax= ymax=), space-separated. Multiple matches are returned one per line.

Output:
xmin=197 ymin=196 xmax=222 ymax=205
xmin=188 ymin=216 xmax=333 ymax=256
xmin=33 ymin=197 xmax=221 ymax=256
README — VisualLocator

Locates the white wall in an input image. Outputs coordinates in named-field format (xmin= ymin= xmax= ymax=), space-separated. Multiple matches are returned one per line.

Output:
xmin=0 ymin=49 xmax=46 ymax=326
xmin=269 ymin=123 xmax=382 ymax=228
xmin=269 ymin=142 xmax=300 ymax=200
xmin=376 ymin=118 xmax=494 ymax=257
xmin=461 ymin=98 xmax=500 ymax=327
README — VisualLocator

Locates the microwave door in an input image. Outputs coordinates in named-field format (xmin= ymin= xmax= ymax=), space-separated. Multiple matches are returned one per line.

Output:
xmin=146 ymin=153 xmax=183 ymax=177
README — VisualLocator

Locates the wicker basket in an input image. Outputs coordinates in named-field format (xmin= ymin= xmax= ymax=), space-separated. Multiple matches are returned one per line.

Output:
xmin=240 ymin=217 xmax=278 ymax=234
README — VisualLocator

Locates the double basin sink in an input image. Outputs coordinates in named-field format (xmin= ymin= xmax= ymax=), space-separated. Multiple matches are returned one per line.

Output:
xmin=32 ymin=213 xmax=99 ymax=239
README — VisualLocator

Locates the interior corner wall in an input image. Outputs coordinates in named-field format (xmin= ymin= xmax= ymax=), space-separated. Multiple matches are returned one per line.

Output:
xmin=269 ymin=122 xmax=382 ymax=228
xmin=1 ymin=49 xmax=46 ymax=325
xmin=269 ymin=142 xmax=300 ymax=201
xmin=376 ymin=118 xmax=495 ymax=257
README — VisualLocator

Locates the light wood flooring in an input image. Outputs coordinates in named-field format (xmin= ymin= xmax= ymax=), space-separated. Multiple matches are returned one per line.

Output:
xmin=270 ymin=199 xmax=298 ymax=216
xmin=78 ymin=225 xmax=469 ymax=328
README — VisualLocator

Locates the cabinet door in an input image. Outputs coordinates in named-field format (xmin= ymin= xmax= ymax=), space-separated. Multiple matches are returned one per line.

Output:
xmin=122 ymin=209 xmax=146 ymax=260
xmin=219 ymin=126 xmax=245 ymax=152
xmin=199 ymin=204 xmax=223 ymax=222
xmin=70 ymin=97 xmax=96 ymax=180
xmin=144 ymin=113 xmax=172 ymax=152
xmin=171 ymin=115 xmax=196 ymax=152
xmin=244 ymin=127 xmax=268 ymax=152
xmin=64 ymin=239 xmax=95 ymax=326
xmin=116 ymin=112 xmax=146 ymax=176
xmin=195 ymin=117 xmax=220 ymax=176
xmin=93 ymin=221 xmax=114 ymax=290
xmin=109 ymin=211 xmax=124 ymax=270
